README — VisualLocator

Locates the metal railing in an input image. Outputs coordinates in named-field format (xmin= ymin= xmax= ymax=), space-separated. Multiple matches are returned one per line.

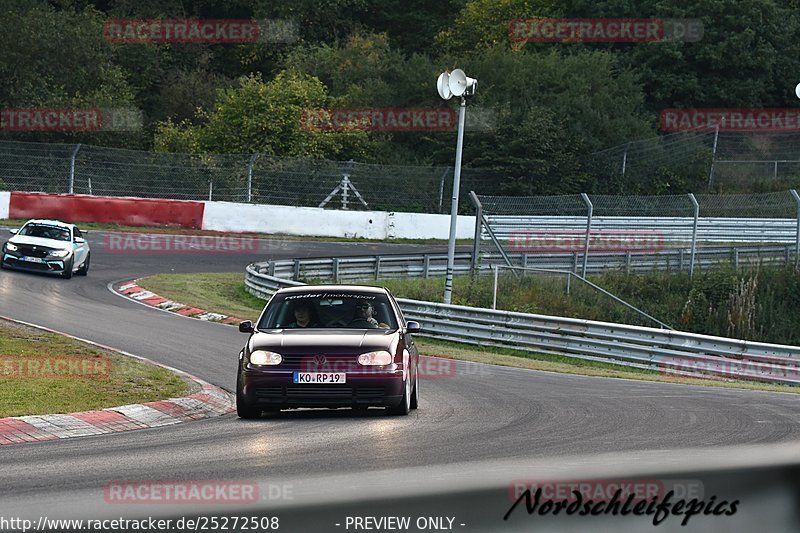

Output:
xmin=244 ymin=256 xmax=800 ymax=387
xmin=471 ymin=190 xmax=800 ymax=277
xmin=254 ymin=245 xmax=796 ymax=283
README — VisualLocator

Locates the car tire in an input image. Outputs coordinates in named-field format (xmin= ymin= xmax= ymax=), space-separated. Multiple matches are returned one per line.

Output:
xmin=410 ymin=372 xmax=418 ymax=410
xmin=76 ymin=253 xmax=90 ymax=276
xmin=236 ymin=374 xmax=262 ymax=419
xmin=61 ymin=257 xmax=73 ymax=279
xmin=237 ymin=394 xmax=262 ymax=419
xmin=387 ymin=375 xmax=411 ymax=416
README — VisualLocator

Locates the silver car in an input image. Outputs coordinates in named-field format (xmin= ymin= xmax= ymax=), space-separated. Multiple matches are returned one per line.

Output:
xmin=1 ymin=219 xmax=90 ymax=278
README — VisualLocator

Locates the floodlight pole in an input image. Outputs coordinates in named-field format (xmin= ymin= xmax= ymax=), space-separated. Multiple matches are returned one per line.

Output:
xmin=443 ymin=96 xmax=467 ymax=304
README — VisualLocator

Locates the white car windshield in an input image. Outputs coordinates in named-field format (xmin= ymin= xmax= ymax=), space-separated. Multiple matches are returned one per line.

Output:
xmin=19 ymin=224 xmax=71 ymax=241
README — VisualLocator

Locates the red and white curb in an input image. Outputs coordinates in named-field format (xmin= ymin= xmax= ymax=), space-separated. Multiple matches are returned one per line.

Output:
xmin=0 ymin=316 xmax=235 ymax=446
xmin=114 ymin=280 xmax=250 ymax=325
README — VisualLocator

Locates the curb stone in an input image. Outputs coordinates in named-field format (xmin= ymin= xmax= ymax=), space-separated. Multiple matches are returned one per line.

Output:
xmin=0 ymin=315 xmax=235 ymax=445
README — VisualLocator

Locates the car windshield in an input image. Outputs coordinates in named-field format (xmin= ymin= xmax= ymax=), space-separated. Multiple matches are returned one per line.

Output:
xmin=18 ymin=224 xmax=70 ymax=241
xmin=257 ymin=292 xmax=398 ymax=330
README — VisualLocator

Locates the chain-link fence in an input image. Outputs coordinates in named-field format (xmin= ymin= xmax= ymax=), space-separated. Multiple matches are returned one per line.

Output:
xmin=588 ymin=131 xmax=800 ymax=192
xmin=473 ymin=190 xmax=800 ymax=278
xmin=0 ymin=139 xmax=507 ymax=214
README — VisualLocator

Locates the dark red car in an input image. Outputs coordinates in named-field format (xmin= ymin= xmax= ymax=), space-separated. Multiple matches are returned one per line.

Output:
xmin=236 ymin=285 xmax=421 ymax=418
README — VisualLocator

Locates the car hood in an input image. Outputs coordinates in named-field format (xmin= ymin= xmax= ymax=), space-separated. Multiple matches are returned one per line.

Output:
xmin=7 ymin=235 xmax=72 ymax=251
xmin=250 ymin=329 xmax=398 ymax=353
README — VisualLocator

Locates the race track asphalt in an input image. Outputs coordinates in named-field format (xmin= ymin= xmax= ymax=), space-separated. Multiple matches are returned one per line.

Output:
xmin=1 ymin=231 xmax=798 ymax=532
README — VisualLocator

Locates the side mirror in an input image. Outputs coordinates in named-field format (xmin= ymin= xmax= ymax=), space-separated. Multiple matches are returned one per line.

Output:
xmin=239 ymin=320 xmax=254 ymax=333
xmin=74 ymin=237 xmax=85 ymax=244
xmin=9 ymin=229 xmax=17 ymax=234
xmin=405 ymin=321 xmax=421 ymax=334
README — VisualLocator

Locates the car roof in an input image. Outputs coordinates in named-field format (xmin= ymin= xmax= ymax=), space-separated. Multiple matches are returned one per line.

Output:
xmin=275 ymin=284 xmax=390 ymax=295
xmin=25 ymin=219 xmax=75 ymax=229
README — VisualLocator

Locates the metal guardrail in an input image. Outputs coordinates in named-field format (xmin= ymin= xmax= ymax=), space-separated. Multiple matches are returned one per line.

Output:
xmin=245 ymin=258 xmax=800 ymax=386
xmin=254 ymin=245 xmax=795 ymax=283
xmin=481 ymin=216 xmax=800 ymax=244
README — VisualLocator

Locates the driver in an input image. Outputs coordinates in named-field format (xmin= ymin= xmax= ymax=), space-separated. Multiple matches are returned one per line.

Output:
xmin=348 ymin=302 xmax=380 ymax=328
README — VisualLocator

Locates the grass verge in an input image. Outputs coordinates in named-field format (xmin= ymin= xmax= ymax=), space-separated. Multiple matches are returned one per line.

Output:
xmin=136 ymin=272 xmax=800 ymax=395
xmin=0 ymin=319 xmax=190 ymax=417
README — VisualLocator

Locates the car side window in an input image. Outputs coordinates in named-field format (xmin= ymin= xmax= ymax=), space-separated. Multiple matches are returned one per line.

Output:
xmin=73 ymin=227 xmax=82 ymax=240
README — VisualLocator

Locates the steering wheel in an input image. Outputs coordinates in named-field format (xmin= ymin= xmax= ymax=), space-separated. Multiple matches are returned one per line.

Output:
xmin=348 ymin=318 xmax=376 ymax=328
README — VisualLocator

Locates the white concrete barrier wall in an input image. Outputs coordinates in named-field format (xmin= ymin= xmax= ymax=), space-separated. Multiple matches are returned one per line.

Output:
xmin=202 ymin=201 xmax=475 ymax=240
xmin=0 ymin=192 xmax=10 ymax=220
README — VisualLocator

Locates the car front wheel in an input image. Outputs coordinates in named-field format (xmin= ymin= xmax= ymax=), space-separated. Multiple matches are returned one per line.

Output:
xmin=410 ymin=372 xmax=418 ymax=410
xmin=236 ymin=373 xmax=262 ymax=419
xmin=387 ymin=375 xmax=411 ymax=416
xmin=61 ymin=257 xmax=73 ymax=279
xmin=76 ymin=253 xmax=90 ymax=276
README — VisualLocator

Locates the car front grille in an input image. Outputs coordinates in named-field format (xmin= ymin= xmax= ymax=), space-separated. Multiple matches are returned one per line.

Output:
xmin=253 ymin=385 xmax=387 ymax=405
xmin=15 ymin=244 xmax=57 ymax=258
xmin=278 ymin=354 xmax=359 ymax=370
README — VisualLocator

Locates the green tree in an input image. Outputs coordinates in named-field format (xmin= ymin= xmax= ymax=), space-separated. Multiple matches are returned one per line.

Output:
xmin=154 ymin=71 xmax=375 ymax=159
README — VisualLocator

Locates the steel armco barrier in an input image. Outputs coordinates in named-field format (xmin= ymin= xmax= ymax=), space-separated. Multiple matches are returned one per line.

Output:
xmin=253 ymin=245 xmax=795 ymax=283
xmin=481 ymin=216 xmax=800 ymax=244
xmin=245 ymin=258 xmax=800 ymax=386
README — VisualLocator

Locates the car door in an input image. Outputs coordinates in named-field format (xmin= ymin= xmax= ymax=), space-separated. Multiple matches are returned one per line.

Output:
xmin=72 ymin=227 xmax=88 ymax=266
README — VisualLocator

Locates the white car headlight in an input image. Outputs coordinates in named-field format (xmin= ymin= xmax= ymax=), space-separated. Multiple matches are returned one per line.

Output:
xmin=358 ymin=350 xmax=393 ymax=366
xmin=249 ymin=350 xmax=282 ymax=365
xmin=5 ymin=243 xmax=18 ymax=252
xmin=49 ymin=249 xmax=70 ymax=258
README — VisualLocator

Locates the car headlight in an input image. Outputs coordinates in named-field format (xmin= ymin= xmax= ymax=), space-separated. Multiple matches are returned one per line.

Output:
xmin=358 ymin=350 xmax=393 ymax=366
xmin=49 ymin=249 xmax=70 ymax=258
xmin=249 ymin=350 xmax=282 ymax=365
xmin=5 ymin=243 xmax=17 ymax=252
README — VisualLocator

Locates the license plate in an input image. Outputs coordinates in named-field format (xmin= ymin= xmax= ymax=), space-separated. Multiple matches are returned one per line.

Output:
xmin=293 ymin=372 xmax=346 ymax=384
xmin=20 ymin=256 xmax=44 ymax=263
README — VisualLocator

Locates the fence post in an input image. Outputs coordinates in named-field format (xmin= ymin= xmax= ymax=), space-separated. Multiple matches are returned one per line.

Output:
xmin=68 ymin=144 xmax=81 ymax=194
xmin=707 ymin=123 xmax=721 ymax=190
xmin=621 ymin=142 xmax=630 ymax=177
xmin=247 ymin=154 xmax=258 ymax=203
xmin=492 ymin=265 xmax=499 ymax=310
xmin=469 ymin=191 xmax=483 ymax=272
xmin=580 ymin=193 xmax=593 ymax=277
xmin=791 ymin=190 xmax=800 ymax=268
xmin=688 ymin=193 xmax=700 ymax=279
xmin=208 ymin=181 xmax=213 ymax=201
xmin=423 ymin=254 xmax=430 ymax=279
xmin=332 ymin=258 xmax=339 ymax=283
xmin=375 ymin=256 xmax=381 ymax=280
xmin=437 ymin=168 xmax=450 ymax=214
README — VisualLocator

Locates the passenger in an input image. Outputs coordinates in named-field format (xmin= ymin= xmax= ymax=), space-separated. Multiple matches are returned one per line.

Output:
xmin=286 ymin=301 xmax=321 ymax=328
